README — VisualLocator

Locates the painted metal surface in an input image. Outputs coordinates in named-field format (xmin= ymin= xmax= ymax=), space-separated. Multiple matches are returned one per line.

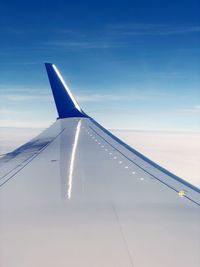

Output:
xmin=45 ymin=63 xmax=87 ymax=118
xmin=0 ymin=117 xmax=200 ymax=267
xmin=0 ymin=64 xmax=199 ymax=266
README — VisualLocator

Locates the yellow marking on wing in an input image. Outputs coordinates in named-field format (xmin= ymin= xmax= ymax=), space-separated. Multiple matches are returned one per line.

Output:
xmin=178 ymin=190 xmax=186 ymax=197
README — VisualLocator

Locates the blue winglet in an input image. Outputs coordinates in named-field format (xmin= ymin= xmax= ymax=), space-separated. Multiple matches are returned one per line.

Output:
xmin=45 ymin=63 xmax=88 ymax=118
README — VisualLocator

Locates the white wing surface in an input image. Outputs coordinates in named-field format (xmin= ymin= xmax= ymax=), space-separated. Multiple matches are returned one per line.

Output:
xmin=0 ymin=63 xmax=199 ymax=267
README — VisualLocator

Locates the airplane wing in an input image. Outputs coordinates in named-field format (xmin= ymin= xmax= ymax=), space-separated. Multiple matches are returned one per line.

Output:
xmin=0 ymin=63 xmax=199 ymax=267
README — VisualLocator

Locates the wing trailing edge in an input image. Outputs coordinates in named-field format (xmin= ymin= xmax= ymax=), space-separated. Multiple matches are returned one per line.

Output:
xmin=45 ymin=63 xmax=88 ymax=119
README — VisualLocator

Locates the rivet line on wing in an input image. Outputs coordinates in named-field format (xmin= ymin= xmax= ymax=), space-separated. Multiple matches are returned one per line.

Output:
xmin=86 ymin=127 xmax=139 ymax=181
xmin=88 ymin=126 xmax=200 ymax=206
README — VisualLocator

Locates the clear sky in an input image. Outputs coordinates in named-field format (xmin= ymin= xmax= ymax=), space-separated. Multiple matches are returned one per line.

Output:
xmin=0 ymin=0 xmax=199 ymax=131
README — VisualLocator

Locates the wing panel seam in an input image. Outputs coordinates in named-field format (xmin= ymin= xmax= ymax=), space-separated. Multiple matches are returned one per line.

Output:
xmin=0 ymin=128 xmax=66 ymax=188
xmin=89 ymin=125 xmax=200 ymax=207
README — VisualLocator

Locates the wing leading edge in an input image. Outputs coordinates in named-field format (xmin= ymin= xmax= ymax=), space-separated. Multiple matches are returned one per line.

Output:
xmin=0 ymin=64 xmax=199 ymax=267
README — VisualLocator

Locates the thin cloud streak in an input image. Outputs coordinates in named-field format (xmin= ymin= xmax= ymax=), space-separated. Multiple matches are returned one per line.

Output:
xmin=41 ymin=23 xmax=200 ymax=51
xmin=44 ymin=40 xmax=125 ymax=49
xmin=1 ymin=94 xmax=52 ymax=102
xmin=1 ymin=91 xmax=150 ymax=103
xmin=0 ymin=119 xmax=52 ymax=128
xmin=0 ymin=109 xmax=19 ymax=115
xmin=177 ymin=105 xmax=200 ymax=114
xmin=76 ymin=93 xmax=145 ymax=102
xmin=0 ymin=86 xmax=49 ymax=93
xmin=108 ymin=23 xmax=200 ymax=36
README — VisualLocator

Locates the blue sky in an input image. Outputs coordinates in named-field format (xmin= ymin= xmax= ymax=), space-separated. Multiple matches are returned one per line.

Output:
xmin=0 ymin=0 xmax=200 ymax=131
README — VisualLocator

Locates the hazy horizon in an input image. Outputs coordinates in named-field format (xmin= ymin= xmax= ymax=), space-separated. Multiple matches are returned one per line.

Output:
xmin=1 ymin=126 xmax=199 ymax=189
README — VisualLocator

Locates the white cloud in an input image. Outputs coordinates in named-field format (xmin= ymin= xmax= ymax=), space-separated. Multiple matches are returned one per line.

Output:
xmin=0 ymin=85 xmax=52 ymax=103
xmin=113 ymin=130 xmax=200 ymax=188
xmin=1 ymin=92 xmax=138 ymax=103
xmin=0 ymin=109 xmax=19 ymax=115
xmin=44 ymin=40 xmax=122 ymax=49
xmin=177 ymin=105 xmax=200 ymax=113
xmin=44 ymin=24 xmax=200 ymax=51
xmin=108 ymin=23 xmax=200 ymax=36
xmin=0 ymin=119 xmax=53 ymax=128
xmin=0 ymin=86 xmax=46 ymax=93
xmin=76 ymin=93 xmax=142 ymax=102
xmin=1 ymin=94 xmax=52 ymax=102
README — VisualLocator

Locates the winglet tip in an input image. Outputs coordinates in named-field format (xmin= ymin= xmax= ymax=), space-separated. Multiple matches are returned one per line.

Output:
xmin=45 ymin=62 xmax=53 ymax=68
